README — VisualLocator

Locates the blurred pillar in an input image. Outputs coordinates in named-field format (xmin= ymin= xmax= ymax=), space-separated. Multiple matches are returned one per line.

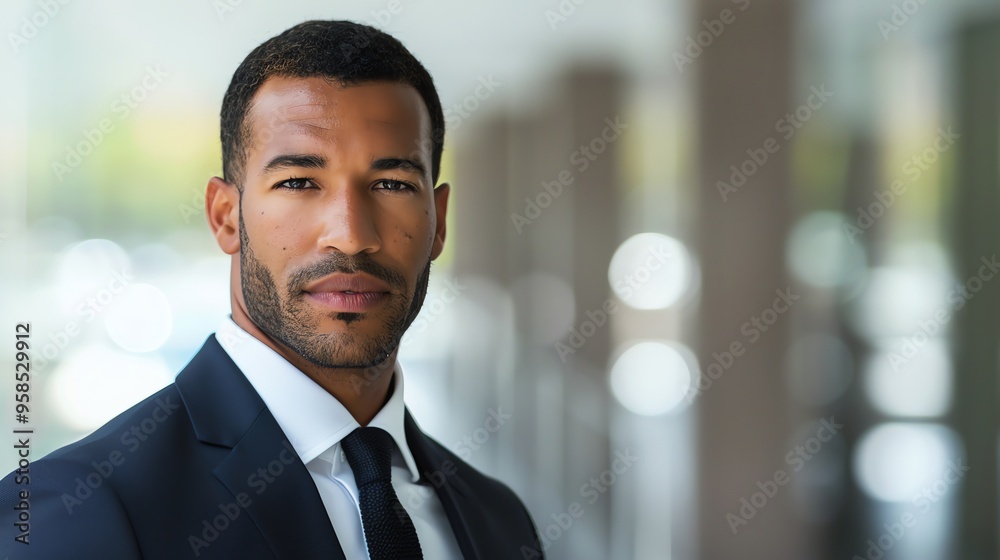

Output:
xmin=830 ymin=134 xmax=882 ymax=560
xmin=694 ymin=0 xmax=811 ymax=558
xmin=451 ymin=116 xmax=515 ymax=473
xmin=506 ymin=107 xmax=573 ymax=524
xmin=950 ymin=18 xmax=1000 ymax=560
xmin=509 ymin=66 xmax=624 ymax=559
xmin=563 ymin=67 xmax=625 ymax=560
xmin=452 ymin=65 xmax=625 ymax=559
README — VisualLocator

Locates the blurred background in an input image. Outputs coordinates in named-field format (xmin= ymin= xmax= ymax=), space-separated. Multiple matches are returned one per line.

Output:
xmin=0 ymin=0 xmax=996 ymax=558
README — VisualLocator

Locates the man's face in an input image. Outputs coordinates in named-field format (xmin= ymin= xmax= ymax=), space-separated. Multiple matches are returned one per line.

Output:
xmin=234 ymin=76 xmax=446 ymax=369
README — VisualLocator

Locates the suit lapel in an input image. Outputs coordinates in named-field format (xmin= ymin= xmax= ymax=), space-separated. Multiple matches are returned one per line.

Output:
xmin=404 ymin=410 xmax=489 ymax=560
xmin=213 ymin=412 xmax=345 ymax=560
xmin=176 ymin=336 xmax=346 ymax=560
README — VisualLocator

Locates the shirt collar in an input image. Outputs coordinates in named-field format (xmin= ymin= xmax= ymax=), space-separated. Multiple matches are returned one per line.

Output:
xmin=214 ymin=315 xmax=421 ymax=482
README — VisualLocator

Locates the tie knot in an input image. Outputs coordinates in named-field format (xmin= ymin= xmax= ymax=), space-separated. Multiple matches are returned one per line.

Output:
xmin=340 ymin=426 xmax=395 ymax=487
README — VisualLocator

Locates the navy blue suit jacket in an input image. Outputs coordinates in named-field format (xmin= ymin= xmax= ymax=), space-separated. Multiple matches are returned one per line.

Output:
xmin=0 ymin=336 xmax=543 ymax=559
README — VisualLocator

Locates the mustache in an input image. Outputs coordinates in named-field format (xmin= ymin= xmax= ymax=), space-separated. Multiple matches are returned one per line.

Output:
xmin=287 ymin=252 xmax=405 ymax=295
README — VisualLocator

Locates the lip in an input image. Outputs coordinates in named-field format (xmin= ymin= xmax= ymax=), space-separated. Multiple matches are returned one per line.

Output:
xmin=303 ymin=272 xmax=392 ymax=294
xmin=302 ymin=273 xmax=392 ymax=313
xmin=305 ymin=291 xmax=389 ymax=312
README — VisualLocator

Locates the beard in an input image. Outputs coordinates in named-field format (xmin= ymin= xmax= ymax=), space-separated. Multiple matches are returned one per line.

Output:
xmin=238 ymin=209 xmax=431 ymax=369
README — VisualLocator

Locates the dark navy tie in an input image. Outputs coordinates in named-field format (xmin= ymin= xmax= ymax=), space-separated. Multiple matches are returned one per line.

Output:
xmin=340 ymin=426 xmax=423 ymax=560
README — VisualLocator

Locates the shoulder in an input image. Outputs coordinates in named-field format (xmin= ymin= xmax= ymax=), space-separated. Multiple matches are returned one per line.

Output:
xmin=0 ymin=384 xmax=188 ymax=558
xmin=427 ymin=435 xmax=529 ymax=509
xmin=40 ymin=383 xmax=187 ymax=469
xmin=411 ymin=429 xmax=545 ymax=557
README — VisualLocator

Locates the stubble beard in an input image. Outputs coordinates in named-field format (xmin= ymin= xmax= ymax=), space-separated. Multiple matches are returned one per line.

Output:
xmin=238 ymin=208 xmax=431 ymax=370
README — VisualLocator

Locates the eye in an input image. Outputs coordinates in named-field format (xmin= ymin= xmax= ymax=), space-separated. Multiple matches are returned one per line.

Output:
xmin=275 ymin=177 xmax=316 ymax=190
xmin=374 ymin=179 xmax=417 ymax=193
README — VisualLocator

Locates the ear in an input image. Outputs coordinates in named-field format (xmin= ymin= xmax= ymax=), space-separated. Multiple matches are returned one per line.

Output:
xmin=430 ymin=182 xmax=450 ymax=260
xmin=206 ymin=176 xmax=240 ymax=255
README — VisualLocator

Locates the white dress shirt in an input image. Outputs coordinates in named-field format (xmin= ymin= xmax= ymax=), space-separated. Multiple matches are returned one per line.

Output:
xmin=214 ymin=316 xmax=462 ymax=559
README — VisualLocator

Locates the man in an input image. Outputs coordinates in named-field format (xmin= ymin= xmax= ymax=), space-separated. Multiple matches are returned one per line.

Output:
xmin=1 ymin=20 xmax=542 ymax=559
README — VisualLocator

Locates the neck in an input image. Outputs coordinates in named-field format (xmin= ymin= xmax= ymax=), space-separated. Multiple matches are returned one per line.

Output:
xmin=229 ymin=301 xmax=396 ymax=427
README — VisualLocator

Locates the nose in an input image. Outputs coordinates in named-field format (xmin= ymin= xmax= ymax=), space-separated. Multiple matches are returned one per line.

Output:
xmin=316 ymin=184 xmax=382 ymax=256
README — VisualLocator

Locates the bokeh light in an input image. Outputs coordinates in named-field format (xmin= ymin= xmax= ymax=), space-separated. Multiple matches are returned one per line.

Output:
xmin=47 ymin=344 xmax=175 ymax=432
xmin=854 ymin=423 xmax=958 ymax=503
xmin=104 ymin=282 xmax=174 ymax=353
xmin=786 ymin=211 xmax=867 ymax=291
xmin=864 ymin=338 xmax=952 ymax=417
xmin=609 ymin=341 xmax=695 ymax=416
xmin=608 ymin=232 xmax=696 ymax=310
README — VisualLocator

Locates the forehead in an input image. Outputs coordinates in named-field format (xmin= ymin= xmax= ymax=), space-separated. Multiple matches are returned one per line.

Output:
xmin=243 ymin=76 xmax=431 ymax=168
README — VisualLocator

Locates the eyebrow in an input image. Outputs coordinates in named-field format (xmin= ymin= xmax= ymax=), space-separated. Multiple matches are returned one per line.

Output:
xmin=262 ymin=154 xmax=327 ymax=174
xmin=260 ymin=153 xmax=428 ymax=180
xmin=370 ymin=157 xmax=427 ymax=179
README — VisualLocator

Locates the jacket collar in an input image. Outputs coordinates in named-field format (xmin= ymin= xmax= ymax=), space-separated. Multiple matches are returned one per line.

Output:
xmin=176 ymin=335 xmax=345 ymax=560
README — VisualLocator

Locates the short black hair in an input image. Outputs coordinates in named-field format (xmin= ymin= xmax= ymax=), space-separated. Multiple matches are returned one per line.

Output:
xmin=220 ymin=20 xmax=445 ymax=189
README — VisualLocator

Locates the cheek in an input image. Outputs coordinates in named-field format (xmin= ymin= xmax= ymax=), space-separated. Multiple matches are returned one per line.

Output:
xmin=386 ymin=208 xmax=431 ymax=248
xmin=245 ymin=207 xmax=304 ymax=270
xmin=393 ymin=224 xmax=416 ymax=243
